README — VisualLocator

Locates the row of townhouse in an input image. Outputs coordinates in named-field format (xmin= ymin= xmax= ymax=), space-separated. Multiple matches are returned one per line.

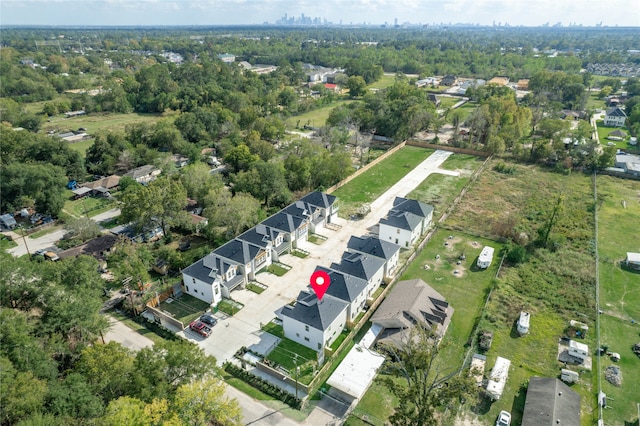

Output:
xmin=279 ymin=197 xmax=434 ymax=353
xmin=181 ymin=191 xmax=339 ymax=305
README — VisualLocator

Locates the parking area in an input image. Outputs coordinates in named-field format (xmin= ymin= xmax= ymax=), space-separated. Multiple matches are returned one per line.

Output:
xmin=182 ymin=150 xmax=456 ymax=366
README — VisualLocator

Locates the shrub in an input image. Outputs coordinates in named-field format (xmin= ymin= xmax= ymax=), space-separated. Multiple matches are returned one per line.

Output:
xmin=224 ymin=362 xmax=301 ymax=409
xmin=493 ymin=161 xmax=517 ymax=174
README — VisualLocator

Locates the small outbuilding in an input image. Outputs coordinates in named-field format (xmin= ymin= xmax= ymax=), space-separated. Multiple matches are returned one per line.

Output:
xmin=517 ymin=311 xmax=531 ymax=336
xmin=568 ymin=340 xmax=589 ymax=362
xmin=625 ymin=252 xmax=640 ymax=270
xmin=0 ymin=214 xmax=18 ymax=230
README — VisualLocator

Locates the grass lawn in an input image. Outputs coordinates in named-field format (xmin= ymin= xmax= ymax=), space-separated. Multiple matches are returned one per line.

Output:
xmin=28 ymin=225 xmax=62 ymax=239
xmin=346 ymin=376 xmax=401 ymax=426
xmin=63 ymin=195 xmax=117 ymax=219
xmin=368 ymin=74 xmax=397 ymax=90
xmin=331 ymin=145 xmax=434 ymax=217
xmin=42 ymin=111 xmax=173 ymax=135
xmin=265 ymin=263 xmax=290 ymax=276
xmin=596 ymin=120 xmax=631 ymax=149
xmin=407 ymin=154 xmax=483 ymax=219
xmin=0 ymin=235 xmax=17 ymax=250
xmin=262 ymin=321 xmax=284 ymax=338
xmin=452 ymin=102 xmax=478 ymax=123
xmin=585 ymin=92 xmax=606 ymax=111
xmin=246 ymin=282 xmax=266 ymax=294
xmin=158 ymin=293 xmax=210 ymax=325
xmin=595 ymin=174 xmax=640 ymax=426
xmin=266 ymin=338 xmax=318 ymax=384
xmin=217 ymin=299 xmax=243 ymax=316
xmin=291 ymin=249 xmax=309 ymax=258
xmin=285 ymin=100 xmax=353 ymax=129
xmin=439 ymin=96 xmax=459 ymax=110
xmin=67 ymin=138 xmax=95 ymax=157
xmin=109 ymin=311 xmax=167 ymax=345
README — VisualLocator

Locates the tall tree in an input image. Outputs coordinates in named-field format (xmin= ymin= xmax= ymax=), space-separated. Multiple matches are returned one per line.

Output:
xmin=173 ymin=376 xmax=242 ymax=426
xmin=380 ymin=325 xmax=476 ymax=426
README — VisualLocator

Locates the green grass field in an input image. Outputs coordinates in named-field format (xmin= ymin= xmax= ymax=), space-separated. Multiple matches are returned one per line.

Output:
xmin=596 ymin=175 xmax=640 ymax=426
xmin=367 ymin=74 xmax=397 ymax=90
xmin=596 ymin=120 xmax=631 ymax=149
xmin=158 ymin=293 xmax=210 ymax=325
xmin=42 ymin=111 xmax=172 ymax=134
xmin=585 ymin=93 xmax=606 ymax=111
xmin=452 ymin=102 xmax=478 ymax=124
xmin=331 ymin=145 xmax=434 ymax=217
xmin=67 ymin=139 xmax=95 ymax=156
xmin=63 ymin=195 xmax=117 ymax=219
xmin=284 ymin=100 xmax=353 ymax=129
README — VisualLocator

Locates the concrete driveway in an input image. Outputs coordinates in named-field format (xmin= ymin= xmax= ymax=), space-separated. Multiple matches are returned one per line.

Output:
xmin=184 ymin=150 xmax=457 ymax=369
xmin=103 ymin=315 xmax=153 ymax=351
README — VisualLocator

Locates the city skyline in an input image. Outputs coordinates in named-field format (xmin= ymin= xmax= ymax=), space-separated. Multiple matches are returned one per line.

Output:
xmin=1 ymin=0 xmax=639 ymax=28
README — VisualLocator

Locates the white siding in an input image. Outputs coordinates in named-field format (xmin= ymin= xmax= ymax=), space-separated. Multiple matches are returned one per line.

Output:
xmin=380 ymin=223 xmax=413 ymax=248
xmin=182 ymin=273 xmax=222 ymax=306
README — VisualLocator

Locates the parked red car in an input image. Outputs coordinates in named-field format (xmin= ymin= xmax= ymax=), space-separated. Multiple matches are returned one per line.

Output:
xmin=189 ymin=320 xmax=212 ymax=337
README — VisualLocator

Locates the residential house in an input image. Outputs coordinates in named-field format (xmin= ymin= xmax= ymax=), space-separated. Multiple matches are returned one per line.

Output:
xmin=614 ymin=153 xmax=640 ymax=176
xmin=181 ymin=253 xmax=227 ymax=305
xmin=237 ymin=224 xmax=289 ymax=262
xmin=625 ymin=252 xmax=640 ymax=270
xmin=80 ymin=175 xmax=121 ymax=196
xmin=347 ymin=235 xmax=400 ymax=280
xmin=379 ymin=197 xmax=434 ymax=249
xmin=261 ymin=211 xmax=309 ymax=249
xmin=123 ymin=165 xmax=161 ymax=184
xmin=280 ymin=290 xmax=348 ymax=352
xmin=170 ymin=154 xmax=189 ymax=168
xmin=370 ymin=278 xmax=453 ymax=347
xmin=314 ymin=266 xmax=369 ymax=324
xmin=217 ymin=53 xmax=236 ymax=63
xmin=560 ymin=110 xmax=585 ymax=121
xmin=604 ymin=107 xmax=627 ymax=127
xmin=521 ymin=377 xmax=580 ymax=426
xmin=517 ymin=79 xmax=530 ymax=90
xmin=329 ymin=252 xmax=385 ymax=300
xmin=189 ymin=214 xmax=208 ymax=234
xmin=299 ymin=191 xmax=339 ymax=227
xmin=0 ymin=214 xmax=17 ymax=230
xmin=487 ymin=76 xmax=510 ymax=86
xmin=441 ymin=75 xmax=458 ymax=86
xmin=213 ymin=238 xmax=272 ymax=286
xmin=57 ymin=234 xmax=118 ymax=271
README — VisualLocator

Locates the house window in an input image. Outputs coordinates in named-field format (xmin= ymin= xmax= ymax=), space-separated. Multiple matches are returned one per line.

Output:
xmin=305 ymin=325 xmax=309 ymax=331
xmin=304 ymin=337 xmax=309 ymax=342
xmin=296 ymin=333 xmax=300 ymax=337
xmin=192 ymin=278 xmax=196 ymax=284
xmin=186 ymin=286 xmax=189 ymax=292
xmin=255 ymin=253 xmax=267 ymax=266
xmin=397 ymin=229 xmax=400 ymax=234
xmin=215 ymin=287 xmax=219 ymax=295
xmin=395 ymin=239 xmax=399 ymax=244
xmin=318 ymin=343 xmax=322 ymax=350
xmin=406 ymin=241 xmax=409 ymax=247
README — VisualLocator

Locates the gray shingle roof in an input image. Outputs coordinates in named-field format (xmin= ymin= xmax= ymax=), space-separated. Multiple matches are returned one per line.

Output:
xmin=315 ymin=266 xmax=368 ymax=303
xmin=183 ymin=257 xmax=217 ymax=284
xmin=379 ymin=210 xmax=422 ymax=231
xmin=281 ymin=291 xmax=348 ymax=331
xmin=261 ymin=211 xmax=305 ymax=234
xmin=300 ymin=191 xmax=337 ymax=209
xmin=214 ymin=239 xmax=262 ymax=265
xmin=347 ymin=236 xmax=400 ymax=261
xmin=330 ymin=252 xmax=385 ymax=281
xmin=606 ymin=107 xmax=627 ymax=117
xmin=392 ymin=197 xmax=434 ymax=219
xmin=123 ymin=165 xmax=159 ymax=179
xmin=521 ymin=378 xmax=581 ymax=426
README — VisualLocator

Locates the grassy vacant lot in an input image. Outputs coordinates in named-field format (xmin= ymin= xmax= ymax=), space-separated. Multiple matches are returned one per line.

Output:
xmin=368 ymin=74 xmax=397 ymax=90
xmin=452 ymin=101 xmax=478 ymax=123
xmin=158 ymin=293 xmax=210 ymax=325
xmin=67 ymin=138 xmax=95 ymax=156
xmin=439 ymin=96 xmax=459 ymax=110
xmin=348 ymin=230 xmax=502 ymax=425
xmin=596 ymin=175 xmax=640 ymax=426
xmin=331 ymin=145 xmax=434 ymax=217
xmin=284 ymin=100 xmax=353 ymax=129
xmin=585 ymin=92 xmax=606 ymax=111
xmin=42 ymin=111 xmax=171 ymax=134
xmin=407 ymin=154 xmax=484 ymax=219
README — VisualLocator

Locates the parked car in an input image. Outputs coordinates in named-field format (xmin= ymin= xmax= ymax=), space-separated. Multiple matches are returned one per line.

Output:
xmin=189 ymin=320 xmax=212 ymax=337
xmin=200 ymin=314 xmax=217 ymax=327
xmin=496 ymin=410 xmax=511 ymax=426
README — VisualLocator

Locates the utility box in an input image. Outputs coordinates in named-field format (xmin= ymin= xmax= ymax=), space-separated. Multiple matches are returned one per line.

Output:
xmin=568 ymin=340 xmax=589 ymax=362
xmin=560 ymin=368 xmax=579 ymax=384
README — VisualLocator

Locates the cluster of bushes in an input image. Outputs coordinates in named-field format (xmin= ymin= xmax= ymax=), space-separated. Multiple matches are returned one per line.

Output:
xmin=493 ymin=161 xmax=518 ymax=175
xmin=224 ymin=362 xmax=301 ymax=409
xmin=134 ymin=315 xmax=182 ymax=341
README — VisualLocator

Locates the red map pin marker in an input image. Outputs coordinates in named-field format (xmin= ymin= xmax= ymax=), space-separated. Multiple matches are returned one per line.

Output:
xmin=310 ymin=270 xmax=331 ymax=301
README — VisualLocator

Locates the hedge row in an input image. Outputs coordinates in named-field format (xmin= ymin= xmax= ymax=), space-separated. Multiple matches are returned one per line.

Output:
xmin=224 ymin=362 xmax=301 ymax=409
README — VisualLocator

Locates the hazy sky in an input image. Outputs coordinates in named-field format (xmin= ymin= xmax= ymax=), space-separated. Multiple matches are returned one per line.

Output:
xmin=1 ymin=0 xmax=639 ymax=27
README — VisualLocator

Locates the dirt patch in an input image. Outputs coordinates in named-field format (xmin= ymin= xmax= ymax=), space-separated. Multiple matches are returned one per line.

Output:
xmin=454 ymin=414 xmax=485 ymax=426
xmin=452 ymin=264 xmax=467 ymax=278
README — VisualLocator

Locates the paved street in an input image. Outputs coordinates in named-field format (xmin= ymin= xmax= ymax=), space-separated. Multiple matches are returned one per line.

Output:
xmin=103 ymin=315 xmax=154 ymax=351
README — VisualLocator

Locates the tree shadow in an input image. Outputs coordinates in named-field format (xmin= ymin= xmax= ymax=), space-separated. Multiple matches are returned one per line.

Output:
xmin=470 ymin=393 xmax=492 ymax=415
xmin=509 ymin=384 xmax=528 ymax=426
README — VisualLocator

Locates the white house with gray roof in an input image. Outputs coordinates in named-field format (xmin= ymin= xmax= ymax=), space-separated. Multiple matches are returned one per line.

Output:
xmin=330 ymin=252 xmax=385 ymax=301
xmin=347 ymin=235 xmax=400 ymax=280
xmin=379 ymin=197 xmax=434 ymax=249
xmin=280 ymin=291 xmax=348 ymax=352
xmin=604 ymin=107 xmax=627 ymax=127
xmin=315 ymin=266 xmax=369 ymax=324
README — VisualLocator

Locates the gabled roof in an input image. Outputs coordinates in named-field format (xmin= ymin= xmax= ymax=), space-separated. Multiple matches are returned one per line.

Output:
xmin=330 ymin=252 xmax=385 ymax=282
xmin=299 ymin=191 xmax=337 ymax=209
xmin=370 ymin=279 xmax=453 ymax=343
xmin=392 ymin=197 xmax=433 ymax=219
xmin=123 ymin=165 xmax=160 ymax=179
xmin=347 ymin=236 xmax=399 ymax=261
xmin=183 ymin=257 xmax=219 ymax=284
xmin=261 ymin=211 xmax=306 ymax=234
xmin=0 ymin=214 xmax=17 ymax=227
xmin=606 ymin=107 xmax=627 ymax=118
xmin=214 ymin=239 xmax=262 ymax=265
xmin=237 ymin=225 xmax=280 ymax=249
xmin=282 ymin=201 xmax=315 ymax=219
xmin=521 ymin=377 xmax=580 ymax=426
xmin=379 ymin=210 xmax=422 ymax=231
xmin=81 ymin=175 xmax=121 ymax=190
xmin=315 ymin=266 xmax=368 ymax=303
xmin=281 ymin=291 xmax=348 ymax=331
xmin=58 ymin=234 xmax=118 ymax=261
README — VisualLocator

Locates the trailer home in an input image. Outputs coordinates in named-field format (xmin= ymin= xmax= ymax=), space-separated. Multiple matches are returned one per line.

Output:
xmin=477 ymin=246 xmax=494 ymax=269
xmin=568 ymin=340 xmax=589 ymax=363
xmin=560 ymin=368 xmax=579 ymax=384
xmin=486 ymin=356 xmax=511 ymax=400
xmin=517 ymin=311 xmax=530 ymax=335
